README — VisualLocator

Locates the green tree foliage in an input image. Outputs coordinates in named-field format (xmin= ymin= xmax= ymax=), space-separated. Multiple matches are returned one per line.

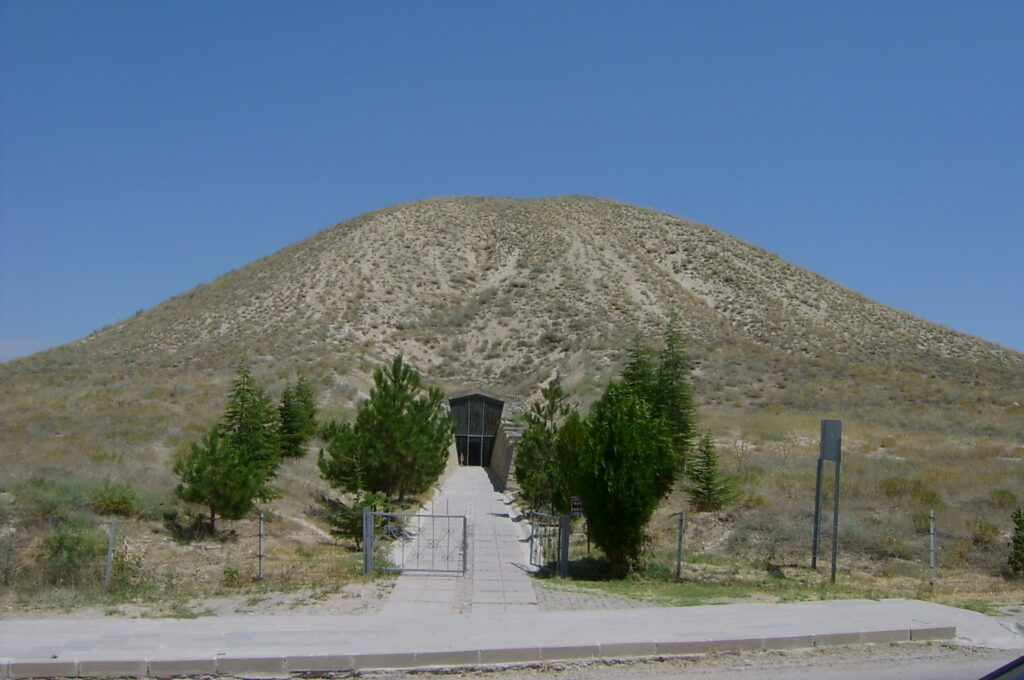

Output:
xmin=317 ymin=420 xmax=364 ymax=494
xmin=621 ymin=332 xmax=658 ymax=406
xmin=173 ymin=425 xmax=278 ymax=532
xmin=41 ymin=515 xmax=106 ymax=585
xmin=551 ymin=411 xmax=586 ymax=514
xmin=221 ymin=364 xmax=282 ymax=480
xmin=318 ymin=356 xmax=454 ymax=501
xmin=1010 ymin=508 xmax=1024 ymax=578
xmin=621 ymin=320 xmax=696 ymax=483
xmin=514 ymin=381 xmax=571 ymax=511
xmin=685 ymin=433 xmax=738 ymax=512
xmin=653 ymin=317 xmax=697 ymax=465
xmin=278 ymin=376 xmax=317 ymax=458
xmin=577 ymin=381 xmax=675 ymax=576
xmin=320 ymin=490 xmax=389 ymax=549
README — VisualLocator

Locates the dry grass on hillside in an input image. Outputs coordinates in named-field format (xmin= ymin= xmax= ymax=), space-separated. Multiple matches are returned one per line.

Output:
xmin=1 ymin=196 xmax=1022 ymax=614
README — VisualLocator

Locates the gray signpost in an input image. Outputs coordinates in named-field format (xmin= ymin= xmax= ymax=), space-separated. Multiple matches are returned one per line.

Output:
xmin=811 ymin=419 xmax=842 ymax=583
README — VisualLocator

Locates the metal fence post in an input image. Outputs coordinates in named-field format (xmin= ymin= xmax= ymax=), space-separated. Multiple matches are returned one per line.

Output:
xmin=830 ymin=453 xmax=841 ymax=584
xmin=929 ymin=509 xmax=936 ymax=587
xmin=362 ymin=507 xmax=373 ymax=575
xmin=811 ymin=458 xmax=824 ymax=570
xmin=258 ymin=513 xmax=265 ymax=581
xmin=103 ymin=519 xmax=116 ymax=590
xmin=462 ymin=515 xmax=469 ymax=574
xmin=558 ymin=514 xmax=571 ymax=577
xmin=675 ymin=512 xmax=687 ymax=581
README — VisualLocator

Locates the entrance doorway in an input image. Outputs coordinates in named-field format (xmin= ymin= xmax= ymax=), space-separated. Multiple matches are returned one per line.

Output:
xmin=449 ymin=390 xmax=504 ymax=467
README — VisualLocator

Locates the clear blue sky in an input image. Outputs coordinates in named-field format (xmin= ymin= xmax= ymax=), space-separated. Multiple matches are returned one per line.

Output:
xmin=2 ymin=1 xmax=1022 ymax=361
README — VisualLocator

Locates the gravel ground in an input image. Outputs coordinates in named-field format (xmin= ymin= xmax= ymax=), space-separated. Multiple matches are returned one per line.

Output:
xmin=353 ymin=643 xmax=1021 ymax=680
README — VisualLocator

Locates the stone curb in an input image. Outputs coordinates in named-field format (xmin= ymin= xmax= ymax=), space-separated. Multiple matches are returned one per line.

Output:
xmin=0 ymin=625 xmax=955 ymax=678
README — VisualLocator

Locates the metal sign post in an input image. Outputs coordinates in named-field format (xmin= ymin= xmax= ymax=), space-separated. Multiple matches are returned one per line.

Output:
xmin=811 ymin=420 xmax=842 ymax=582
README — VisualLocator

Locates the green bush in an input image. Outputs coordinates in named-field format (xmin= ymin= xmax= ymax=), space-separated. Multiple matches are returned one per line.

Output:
xmin=1009 ymin=508 xmax=1024 ymax=579
xmin=15 ymin=477 xmax=93 ymax=526
xmin=41 ymin=515 xmax=105 ymax=585
xmin=90 ymin=482 xmax=141 ymax=517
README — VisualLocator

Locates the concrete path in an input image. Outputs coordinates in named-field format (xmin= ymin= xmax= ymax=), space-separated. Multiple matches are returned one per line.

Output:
xmin=380 ymin=466 xmax=538 ymax=616
xmin=1 ymin=599 xmax=1019 ymax=678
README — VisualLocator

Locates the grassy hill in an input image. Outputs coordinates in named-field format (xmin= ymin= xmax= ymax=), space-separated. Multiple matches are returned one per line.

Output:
xmin=1 ymin=195 xmax=1021 ymax=613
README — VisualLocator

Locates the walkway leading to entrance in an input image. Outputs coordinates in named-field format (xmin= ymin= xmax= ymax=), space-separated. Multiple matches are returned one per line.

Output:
xmin=379 ymin=466 xmax=538 ymax=616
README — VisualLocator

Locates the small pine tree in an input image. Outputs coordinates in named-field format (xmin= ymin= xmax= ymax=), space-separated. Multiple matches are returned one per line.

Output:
xmin=279 ymin=376 xmax=317 ymax=458
xmin=653 ymin=317 xmax=696 ymax=471
xmin=514 ymin=380 xmax=570 ymax=511
xmin=173 ymin=425 xmax=277 ymax=532
xmin=318 ymin=356 xmax=453 ymax=502
xmin=685 ymin=433 xmax=737 ymax=512
xmin=221 ymin=364 xmax=282 ymax=480
xmin=1010 ymin=508 xmax=1024 ymax=579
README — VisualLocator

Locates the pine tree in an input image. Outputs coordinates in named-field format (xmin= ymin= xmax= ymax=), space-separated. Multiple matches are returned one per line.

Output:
xmin=279 ymin=376 xmax=317 ymax=458
xmin=685 ymin=433 xmax=737 ymax=512
xmin=221 ymin=364 xmax=282 ymax=481
xmin=653 ymin=317 xmax=696 ymax=472
xmin=173 ymin=425 xmax=276 ymax=532
xmin=318 ymin=356 xmax=453 ymax=501
xmin=514 ymin=380 xmax=570 ymax=511
xmin=621 ymin=320 xmax=697 ymax=488
xmin=621 ymin=332 xmax=658 ymax=407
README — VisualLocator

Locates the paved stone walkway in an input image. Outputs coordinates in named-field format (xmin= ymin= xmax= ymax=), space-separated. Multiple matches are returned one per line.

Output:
xmin=379 ymin=466 xmax=539 ymax=616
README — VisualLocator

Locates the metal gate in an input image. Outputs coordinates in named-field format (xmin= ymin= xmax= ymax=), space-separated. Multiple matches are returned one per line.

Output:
xmin=528 ymin=512 xmax=570 ymax=576
xmin=363 ymin=509 xmax=467 ymax=574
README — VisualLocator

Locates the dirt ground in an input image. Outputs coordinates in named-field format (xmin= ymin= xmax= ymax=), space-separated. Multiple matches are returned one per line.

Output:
xmin=352 ymin=644 xmax=1021 ymax=680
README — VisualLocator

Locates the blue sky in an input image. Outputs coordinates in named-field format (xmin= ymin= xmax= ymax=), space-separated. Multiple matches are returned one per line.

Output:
xmin=1 ymin=1 xmax=1022 ymax=361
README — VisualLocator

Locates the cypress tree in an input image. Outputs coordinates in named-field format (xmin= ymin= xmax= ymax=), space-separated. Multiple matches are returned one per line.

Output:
xmin=577 ymin=381 xmax=675 ymax=576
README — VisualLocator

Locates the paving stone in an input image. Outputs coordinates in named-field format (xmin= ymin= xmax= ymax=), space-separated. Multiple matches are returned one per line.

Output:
xmin=540 ymin=645 xmax=599 ymax=661
xmin=78 ymin=659 xmax=148 ymax=677
xmin=598 ymin=642 xmax=657 ymax=657
xmin=286 ymin=654 xmax=354 ymax=672
xmin=479 ymin=647 xmax=542 ymax=664
xmin=217 ymin=656 xmax=286 ymax=674
xmin=352 ymin=652 xmax=419 ymax=670
xmin=148 ymin=658 xmax=219 ymax=677
xmin=911 ymin=625 xmax=956 ymax=641
xmin=8 ymin=660 xmax=79 ymax=679
xmin=861 ymin=629 xmax=910 ymax=643
xmin=415 ymin=650 xmax=481 ymax=666
xmin=762 ymin=634 xmax=815 ymax=650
